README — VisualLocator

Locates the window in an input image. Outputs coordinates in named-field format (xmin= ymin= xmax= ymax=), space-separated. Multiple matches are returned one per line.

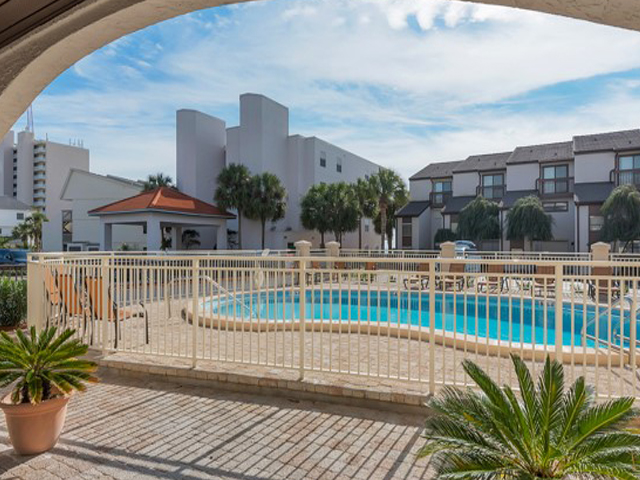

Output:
xmin=618 ymin=155 xmax=640 ymax=185
xmin=543 ymin=202 xmax=568 ymax=212
xmin=449 ymin=214 xmax=459 ymax=233
xmin=481 ymin=173 xmax=504 ymax=199
xmin=320 ymin=152 xmax=326 ymax=168
xmin=589 ymin=215 xmax=604 ymax=232
xmin=336 ymin=158 xmax=342 ymax=173
xmin=364 ymin=219 xmax=370 ymax=232
xmin=431 ymin=179 xmax=452 ymax=206
xmin=16 ymin=213 xmax=23 ymax=220
xmin=402 ymin=218 xmax=412 ymax=248
xmin=62 ymin=210 xmax=72 ymax=234
xmin=541 ymin=164 xmax=569 ymax=194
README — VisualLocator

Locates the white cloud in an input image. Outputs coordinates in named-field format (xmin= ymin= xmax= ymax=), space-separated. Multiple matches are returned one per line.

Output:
xmin=15 ymin=0 xmax=640 ymax=183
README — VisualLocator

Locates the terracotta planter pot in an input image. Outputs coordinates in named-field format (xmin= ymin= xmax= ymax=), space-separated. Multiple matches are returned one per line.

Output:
xmin=0 ymin=393 xmax=70 ymax=455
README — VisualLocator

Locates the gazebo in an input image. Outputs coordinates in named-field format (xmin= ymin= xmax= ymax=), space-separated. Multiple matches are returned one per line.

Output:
xmin=89 ymin=187 xmax=235 ymax=251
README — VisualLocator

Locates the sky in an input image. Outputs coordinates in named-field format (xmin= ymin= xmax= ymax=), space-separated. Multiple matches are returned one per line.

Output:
xmin=12 ymin=0 xmax=640 ymax=182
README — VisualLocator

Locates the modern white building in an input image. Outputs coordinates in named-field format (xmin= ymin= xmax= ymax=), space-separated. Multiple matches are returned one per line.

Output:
xmin=0 ymin=129 xmax=90 ymax=251
xmin=0 ymin=196 xmax=31 ymax=239
xmin=398 ymin=128 xmax=640 ymax=252
xmin=60 ymin=169 xmax=146 ymax=251
xmin=177 ymin=93 xmax=383 ymax=250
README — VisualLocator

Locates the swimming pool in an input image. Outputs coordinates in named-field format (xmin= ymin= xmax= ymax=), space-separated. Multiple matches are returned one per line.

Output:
xmin=202 ymin=290 xmax=633 ymax=348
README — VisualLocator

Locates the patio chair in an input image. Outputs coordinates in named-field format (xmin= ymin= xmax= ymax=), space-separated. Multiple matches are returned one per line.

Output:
xmin=534 ymin=265 xmax=555 ymax=297
xmin=85 ymin=276 xmax=149 ymax=347
xmin=403 ymin=262 xmax=429 ymax=290
xmin=477 ymin=264 xmax=508 ymax=293
xmin=44 ymin=269 xmax=85 ymax=330
xmin=440 ymin=262 xmax=466 ymax=291
xmin=588 ymin=266 xmax=624 ymax=302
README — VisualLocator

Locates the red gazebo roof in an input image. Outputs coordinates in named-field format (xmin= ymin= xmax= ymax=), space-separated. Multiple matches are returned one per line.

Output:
xmin=88 ymin=187 xmax=235 ymax=218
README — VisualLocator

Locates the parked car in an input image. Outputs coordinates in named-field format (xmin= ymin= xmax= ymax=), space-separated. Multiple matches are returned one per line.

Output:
xmin=0 ymin=249 xmax=28 ymax=265
xmin=454 ymin=240 xmax=477 ymax=256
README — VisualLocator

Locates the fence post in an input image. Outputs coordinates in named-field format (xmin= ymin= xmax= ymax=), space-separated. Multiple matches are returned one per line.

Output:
xmin=326 ymin=241 xmax=340 ymax=260
xmin=632 ymin=280 xmax=638 ymax=371
xmin=428 ymin=259 xmax=436 ymax=395
xmin=26 ymin=255 xmax=44 ymax=331
xmin=101 ymin=256 xmax=109 ymax=355
xmin=440 ymin=242 xmax=455 ymax=270
xmin=554 ymin=263 xmax=563 ymax=362
xmin=192 ymin=258 xmax=200 ymax=368
xmin=295 ymin=241 xmax=311 ymax=380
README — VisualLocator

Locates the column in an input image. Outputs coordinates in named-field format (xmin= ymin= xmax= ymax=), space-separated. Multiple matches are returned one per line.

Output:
xmin=100 ymin=222 xmax=113 ymax=251
xmin=591 ymin=241 xmax=611 ymax=261
xmin=326 ymin=241 xmax=340 ymax=258
xmin=174 ymin=226 xmax=183 ymax=250
xmin=146 ymin=217 xmax=163 ymax=251
xmin=440 ymin=241 xmax=455 ymax=272
xmin=215 ymin=223 xmax=227 ymax=250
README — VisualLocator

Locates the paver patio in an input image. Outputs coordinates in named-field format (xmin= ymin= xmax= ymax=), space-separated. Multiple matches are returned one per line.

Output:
xmin=0 ymin=369 xmax=432 ymax=479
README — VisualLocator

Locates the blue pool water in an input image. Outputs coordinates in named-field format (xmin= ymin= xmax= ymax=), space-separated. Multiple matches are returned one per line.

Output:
xmin=203 ymin=290 xmax=633 ymax=348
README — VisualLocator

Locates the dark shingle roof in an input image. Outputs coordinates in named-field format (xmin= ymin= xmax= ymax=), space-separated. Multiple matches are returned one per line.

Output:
xmin=395 ymin=201 xmax=430 ymax=218
xmin=453 ymin=152 xmax=511 ymax=173
xmin=500 ymin=190 xmax=538 ymax=209
xmin=574 ymin=182 xmax=615 ymax=204
xmin=442 ymin=196 xmax=476 ymax=214
xmin=573 ymin=129 xmax=640 ymax=153
xmin=508 ymin=141 xmax=573 ymax=165
xmin=410 ymin=160 xmax=462 ymax=180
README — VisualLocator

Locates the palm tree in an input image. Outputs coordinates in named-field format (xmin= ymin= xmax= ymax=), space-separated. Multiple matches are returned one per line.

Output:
xmin=181 ymin=229 xmax=201 ymax=250
xmin=419 ymin=354 xmax=640 ymax=480
xmin=214 ymin=164 xmax=251 ymax=249
xmin=354 ymin=178 xmax=378 ymax=249
xmin=506 ymin=195 xmax=552 ymax=251
xmin=600 ymin=184 xmax=640 ymax=252
xmin=245 ymin=173 xmax=287 ymax=249
xmin=300 ymin=183 xmax=332 ymax=248
xmin=369 ymin=169 xmax=408 ymax=250
xmin=26 ymin=211 xmax=48 ymax=252
xmin=326 ymin=182 xmax=359 ymax=244
xmin=142 ymin=173 xmax=174 ymax=192
xmin=11 ymin=222 xmax=30 ymax=249
xmin=457 ymin=196 xmax=500 ymax=245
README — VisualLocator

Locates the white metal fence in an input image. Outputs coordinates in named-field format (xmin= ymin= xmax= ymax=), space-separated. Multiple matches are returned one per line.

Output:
xmin=27 ymin=249 xmax=640 ymax=399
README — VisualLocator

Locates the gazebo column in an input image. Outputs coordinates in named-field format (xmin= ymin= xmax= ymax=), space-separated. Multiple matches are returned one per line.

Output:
xmin=173 ymin=226 xmax=183 ymax=251
xmin=101 ymin=223 xmax=113 ymax=251
xmin=216 ymin=224 xmax=227 ymax=250
xmin=146 ymin=217 xmax=163 ymax=251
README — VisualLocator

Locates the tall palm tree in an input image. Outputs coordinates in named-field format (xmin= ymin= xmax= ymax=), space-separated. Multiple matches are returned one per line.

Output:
xmin=142 ymin=173 xmax=174 ymax=192
xmin=11 ymin=222 xmax=30 ymax=249
xmin=506 ymin=195 xmax=552 ymax=251
xmin=26 ymin=211 xmax=48 ymax=252
xmin=326 ymin=182 xmax=359 ymax=244
xmin=369 ymin=169 xmax=408 ymax=250
xmin=245 ymin=173 xmax=287 ymax=249
xmin=354 ymin=178 xmax=377 ymax=249
xmin=300 ymin=183 xmax=331 ymax=248
xmin=419 ymin=354 xmax=640 ymax=480
xmin=600 ymin=184 xmax=640 ymax=252
xmin=214 ymin=164 xmax=251 ymax=249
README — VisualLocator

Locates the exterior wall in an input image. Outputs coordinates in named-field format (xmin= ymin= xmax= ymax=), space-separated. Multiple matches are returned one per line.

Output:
xmin=452 ymin=172 xmax=477 ymax=197
xmin=505 ymin=163 xmax=538 ymax=191
xmin=574 ymin=152 xmax=615 ymax=183
xmin=15 ymin=130 xmax=34 ymax=206
xmin=417 ymin=208 xmax=430 ymax=249
xmin=62 ymin=170 xmax=145 ymax=250
xmin=0 ymin=207 xmax=29 ymax=238
xmin=576 ymin=204 xmax=590 ymax=252
xmin=547 ymin=202 xmax=575 ymax=250
xmin=409 ymin=179 xmax=431 ymax=202
xmin=176 ymin=109 xmax=226 ymax=203
xmin=41 ymin=140 xmax=89 ymax=251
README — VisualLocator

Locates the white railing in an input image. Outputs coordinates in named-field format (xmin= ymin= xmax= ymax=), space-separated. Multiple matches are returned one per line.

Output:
xmin=27 ymin=249 xmax=640 ymax=399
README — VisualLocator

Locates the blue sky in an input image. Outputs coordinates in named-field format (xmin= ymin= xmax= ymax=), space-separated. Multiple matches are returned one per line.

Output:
xmin=13 ymin=0 xmax=640 ymax=181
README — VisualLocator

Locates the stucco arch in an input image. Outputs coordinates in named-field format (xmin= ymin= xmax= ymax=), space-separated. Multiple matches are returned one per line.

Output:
xmin=0 ymin=0 xmax=639 ymax=137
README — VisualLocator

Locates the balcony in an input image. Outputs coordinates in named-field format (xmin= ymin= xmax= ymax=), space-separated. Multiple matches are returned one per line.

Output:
xmin=476 ymin=185 xmax=504 ymax=200
xmin=429 ymin=191 xmax=452 ymax=208
xmin=536 ymin=177 xmax=574 ymax=197
xmin=611 ymin=169 xmax=640 ymax=187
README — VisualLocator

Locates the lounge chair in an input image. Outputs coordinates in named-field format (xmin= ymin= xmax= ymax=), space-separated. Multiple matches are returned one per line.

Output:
xmin=440 ymin=262 xmax=466 ymax=291
xmin=534 ymin=265 xmax=555 ymax=296
xmin=588 ymin=266 xmax=624 ymax=302
xmin=477 ymin=264 xmax=508 ymax=293
xmin=44 ymin=269 xmax=84 ymax=330
xmin=404 ymin=263 xmax=429 ymax=290
xmin=85 ymin=276 xmax=149 ymax=347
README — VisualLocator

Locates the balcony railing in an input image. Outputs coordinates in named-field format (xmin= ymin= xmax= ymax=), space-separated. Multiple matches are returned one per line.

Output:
xmin=476 ymin=185 xmax=504 ymax=200
xmin=536 ymin=177 xmax=574 ymax=196
xmin=611 ymin=169 xmax=640 ymax=187
xmin=429 ymin=191 xmax=451 ymax=208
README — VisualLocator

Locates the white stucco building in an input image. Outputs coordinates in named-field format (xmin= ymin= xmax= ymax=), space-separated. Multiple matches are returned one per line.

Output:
xmin=0 ymin=196 xmax=31 ymax=239
xmin=399 ymin=128 xmax=640 ymax=252
xmin=0 ymin=129 xmax=90 ymax=251
xmin=177 ymin=93 xmax=383 ymax=250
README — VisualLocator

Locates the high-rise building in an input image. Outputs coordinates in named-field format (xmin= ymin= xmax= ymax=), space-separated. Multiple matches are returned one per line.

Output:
xmin=0 ymin=129 xmax=90 ymax=251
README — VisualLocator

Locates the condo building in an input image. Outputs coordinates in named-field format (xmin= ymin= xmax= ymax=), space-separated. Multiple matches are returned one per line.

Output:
xmin=177 ymin=93 xmax=383 ymax=250
xmin=398 ymin=128 xmax=640 ymax=252
xmin=0 ymin=129 xmax=89 ymax=251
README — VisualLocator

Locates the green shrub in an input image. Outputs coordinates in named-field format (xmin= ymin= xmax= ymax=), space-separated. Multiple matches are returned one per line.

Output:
xmin=434 ymin=228 xmax=457 ymax=245
xmin=0 ymin=278 xmax=27 ymax=327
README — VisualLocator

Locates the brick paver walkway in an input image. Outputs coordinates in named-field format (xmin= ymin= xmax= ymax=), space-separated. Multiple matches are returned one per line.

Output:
xmin=0 ymin=371 xmax=432 ymax=479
